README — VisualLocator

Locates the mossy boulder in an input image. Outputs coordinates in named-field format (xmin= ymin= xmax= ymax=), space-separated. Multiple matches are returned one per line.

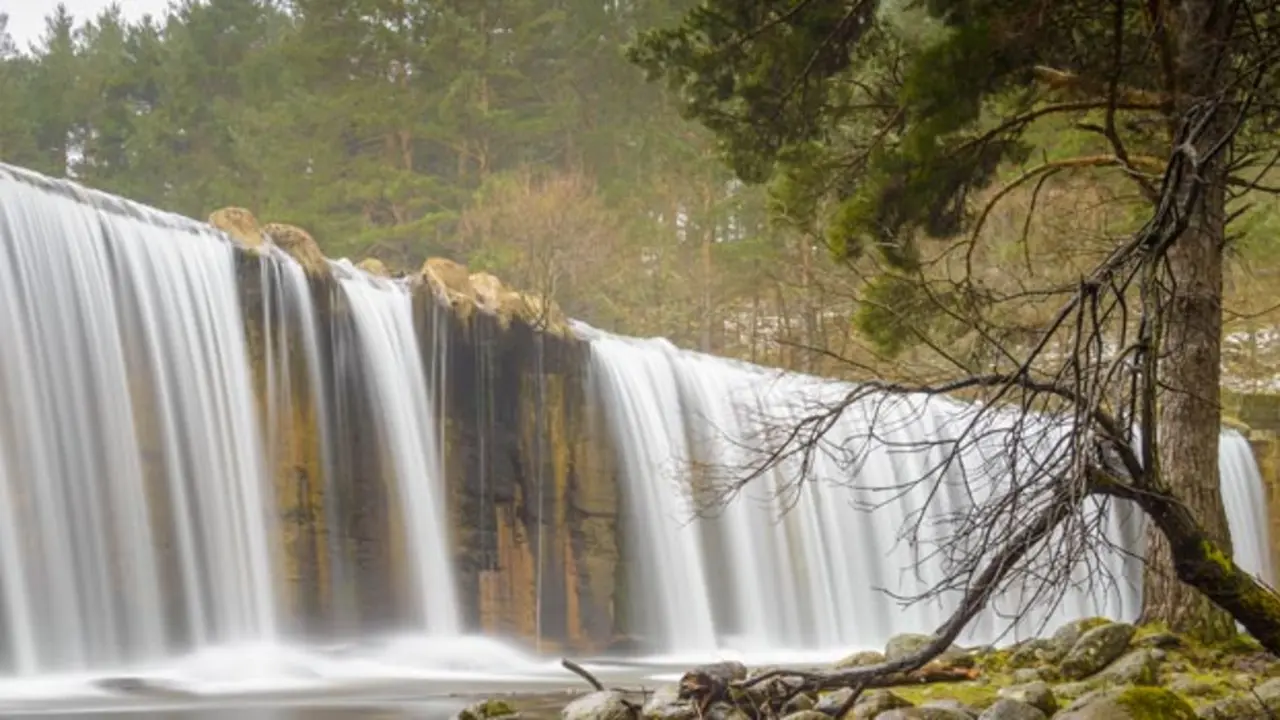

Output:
xmin=886 ymin=633 xmax=938 ymax=662
xmin=262 ymin=222 xmax=327 ymax=274
xmin=456 ymin=698 xmax=521 ymax=720
xmin=834 ymin=650 xmax=887 ymax=669
xmin=1008 ymin=639 xmax=1059 ymax=669
xmin=1195 ymin=694 xmax=1272 ymax=720
xmin=974 ymin=698 xmax=1045 ymax=720
xmin=850 ymin=689 xmax=912 ymax=718
xmin=1051 ymin=618 xmax=1112 ymax=656
xmin=1056 ymin=686 xmax=1195 ymax=719
xmin=562 ymin=691 xmax=634 ymax=720
xmin=996 ymin=682 xmax=1056 ymax=716
xmin=357 ymin=257 xmax=390 ymax=277
xmin=920 ymin=699 xmax=978 ymax=718
xmin=421 ymin=257 xmax=478 ymax=311
xmin=1096 ymin=649 xmax=1159 ymax=686
xmin=208 ymin=207 xmax=265 ymax=249
xmin=1060 ymin=623 xmax=1135 ymax=680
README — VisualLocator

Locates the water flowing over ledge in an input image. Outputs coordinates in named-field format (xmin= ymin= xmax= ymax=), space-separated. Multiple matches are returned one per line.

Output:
xmin=0 ymin=162 xmax=1274 ymax=706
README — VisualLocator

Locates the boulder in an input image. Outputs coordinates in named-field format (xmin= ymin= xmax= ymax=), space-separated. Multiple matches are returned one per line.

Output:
xmin=1008 ymin=639 xmax=1059 ymax=669
xmin=886 ymin=634 xmax=937 ymax=662
xmin=850 ymin=689 xmax=912 ymax=718
xmin=1056 ymin=687 xmax=1195 ymax=719
xmin=996 ymin=682 xmax=1056 ymax=716
xmin=835 ymin=650 xmax=887 ymax=669
xmin=705 ymin=703 xmax=749 ymax=720
xmin=876 ymin=708 xmax=971 ymax=719
xmin=1059 ymin=623 xmax=1134 ymax=680
xmin=920 ymin=699 xmax=977 ymax=718
xmin=814 ymin=687 xmax=856 ymax=715
xmin=975 ymin=699 xmax=1046 ymax=720
xmin=421 ymin=257 xmax=477 ymax=311
xmin=1095 ymin=649 xmax=1159 ymax=686
xmin=456 ymin=699 xmax=521 ymax=720
xmin=262 ymin=223 xmax=327 ymax=274
xmin=1051 ymin=681 xmax=1097 ymax=703
xmin=357 ymin=257 xmax=390 ymax=277
xmin=1196 ymin=694 xmax=1272 ymax=720
xmin=1010 ymin=669 xmax=1045 ymax=684
xmin=562 ymin=691 xmax=634 ymax=720
xmin=642 ymin=685 xmax=695 ymax=720
xmin=1165 ymin=673 xmax=1220 ymax=698
xmin=208 ymin=207 xmax=264 ymax=249
xmin=1050 ymin=618 xmax=1112 ymax=656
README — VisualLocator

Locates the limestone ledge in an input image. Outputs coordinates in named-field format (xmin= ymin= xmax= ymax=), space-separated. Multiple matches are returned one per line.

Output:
xmin=209 ymin=207 xmax=572 ymax=339
xmin=213 ymin=206 xmax=618 ymax=651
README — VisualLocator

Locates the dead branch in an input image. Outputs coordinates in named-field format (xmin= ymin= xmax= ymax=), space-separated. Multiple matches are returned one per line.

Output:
xmin=561 ymin=658 xmax=605 ymax=691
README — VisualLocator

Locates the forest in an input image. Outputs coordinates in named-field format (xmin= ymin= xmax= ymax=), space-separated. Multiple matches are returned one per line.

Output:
xmin=5 ymin=0 xmax=1275 ymax=388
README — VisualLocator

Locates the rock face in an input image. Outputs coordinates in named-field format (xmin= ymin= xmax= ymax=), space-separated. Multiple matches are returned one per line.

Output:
xmin=233 ymin=228 xmax=619 ymax=650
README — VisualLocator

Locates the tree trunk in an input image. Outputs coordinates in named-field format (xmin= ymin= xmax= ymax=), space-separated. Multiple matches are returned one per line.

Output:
xmin=1140 ymin=0 xmax=1238 ymax=643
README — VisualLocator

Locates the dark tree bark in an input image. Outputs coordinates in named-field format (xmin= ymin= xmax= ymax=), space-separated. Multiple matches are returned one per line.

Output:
xmin=1139 ymin=0 xmax=1239 ymax=643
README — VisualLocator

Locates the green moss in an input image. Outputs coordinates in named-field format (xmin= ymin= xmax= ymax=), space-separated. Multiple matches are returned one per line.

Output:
xmin=895 ymin=681 xmax=998 ymax=709
xmin=1113 ymin=687 xmax=1197 ymax=720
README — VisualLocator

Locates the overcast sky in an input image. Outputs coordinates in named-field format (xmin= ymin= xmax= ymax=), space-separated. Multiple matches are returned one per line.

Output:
xmin=2 ymin=0 xmax=171 ymax=51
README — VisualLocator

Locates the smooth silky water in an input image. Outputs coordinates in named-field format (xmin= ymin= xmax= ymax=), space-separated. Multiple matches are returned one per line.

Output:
xmin=0 ymin=163 xmax=1273 ymax=717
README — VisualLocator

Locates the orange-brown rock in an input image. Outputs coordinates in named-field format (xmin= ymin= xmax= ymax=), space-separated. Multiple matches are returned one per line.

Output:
xmin=357 ymin=257 xmax=390 ymax=277
xmin=262 ymin=223 xmax=327 ymax=274
xmin=420 ymin=257 xmax=477 ymax=314
xmin=208 ymin=207 xmax=265 ymax=249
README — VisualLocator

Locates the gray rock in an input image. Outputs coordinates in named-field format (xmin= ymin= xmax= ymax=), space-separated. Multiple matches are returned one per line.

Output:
xmin=1010 ymin=669 xmax=1044 ymax=684
xmin=1052 ymin=681 xmax=1096 ymax=702
xmin=835 ymin=650 xmax=887 ymax=669
xmin=1096 ymin=649 xmax=1159 ymax=686
xmin=851 ymin=689 xmax=912 ymax=718
xmin=1008 ymin=639 xmax=1058 ymax=669
xmin=921 ymin=699 xmax=977 ymax=718
xmin=641 ymin=685 xmax=695 ymax=720
xmin=782 ymin=693 xmax=816 ymax=714
xmin=875 ymin=709 xmax=970 ymax=720
xmin=779 ymin=712 xmax=829 ymax=720
xmin=1256 ymin=676 xmax=1280 ymax=705
xmin=1196 ymin=694 xmax=1272 ymax=720
xmin=563 ymin=691 xmax=635 ymax=720
xmin=1133 ymin=631 xmax=1183 ymax=650
xmin=1166 ymin=673 xmax=1220 ymax=698
xmin=886 ymin=633 xmax=938 ymax=662
xmin=997 ymin=682 xmax=1057 ymax=716
xmin=705 ymin=703 xmax=748 ymax=720
xmin=1051 ymin=618 xmax=1111 ymax=656
xmin=1055 ymin=687 xmax=1195 ymax=719
xmin=1060 ymin=623 xmax=1135 ymax=680
xmin=814 ymin=688 xmax=855 ymax=715
xmin=975 ymin=699 xmax=1046 ymax=720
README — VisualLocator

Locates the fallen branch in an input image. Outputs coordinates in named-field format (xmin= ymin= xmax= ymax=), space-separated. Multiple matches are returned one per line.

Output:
xmin=561 ymin=658 xmax=604 ymax=691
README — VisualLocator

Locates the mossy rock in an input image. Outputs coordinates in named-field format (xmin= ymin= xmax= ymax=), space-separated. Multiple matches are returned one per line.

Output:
xmin=562 ymin=691 xmax=634 ymax=720
xmin=1051 ymin=618 xmax=1112 ymax=656
xmin=996 ymin=682 xmax=1056 ymax=715
xmin=455 ymin=698 xmax=520 ymax=720
xmin=1057 ymin=686 xmax=1195 ymax=719
xmin=875 ymin=708 xmax=972 ymax=719
xmin=209 ymin=207 xmax=264 ymax=248
xmin=263 ymin=222 xmax=328 ymax=274
xmin=975 ymin=698 xmax=1045 ymax=719
xmin=1196 ymin=694 xmax=1272 ymax=720
xmin=357 ymin=257 xmax=390 ymax=277
xmin=1007 ymin=639 xmax=1058 ymax=669
xmin=1060 ymin=623 xmax=1135 ymax=680
xmin=896 ymin=682 xmax=997 ymax=711
xmin=850 ymin=689 xmax=912 ymax=717
xmin=1096 ymin=649 xmax=1159 ymax=686
xmin=834 ymin=650 xmax=886 ymax=669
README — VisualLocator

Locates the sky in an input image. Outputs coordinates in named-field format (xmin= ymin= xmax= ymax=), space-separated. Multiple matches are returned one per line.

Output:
xmin=1 ymin=0 xmax=170 ymax=51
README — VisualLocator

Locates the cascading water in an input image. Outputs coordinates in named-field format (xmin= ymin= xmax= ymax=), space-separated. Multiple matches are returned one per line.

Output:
xmin=330 ymin=260 xmax=460 ymax=635
xmin=0 ymin=164 xmax=278 ymax=674
xmin=585 ymin=324 xmax=1273 ymax=656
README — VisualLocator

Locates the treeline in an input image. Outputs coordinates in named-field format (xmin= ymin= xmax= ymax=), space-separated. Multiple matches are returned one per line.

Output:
xmin=0 ymin=1 xmax=856 ymax=369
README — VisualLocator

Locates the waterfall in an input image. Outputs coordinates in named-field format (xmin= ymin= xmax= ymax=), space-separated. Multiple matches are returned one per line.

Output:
xmin=0 ymin=164 xmax=278 ymax=674
xmin=331 ymin=260 xmax=460 ymax=635
xmin=585 ymin=326 xmax=1272 ymax=655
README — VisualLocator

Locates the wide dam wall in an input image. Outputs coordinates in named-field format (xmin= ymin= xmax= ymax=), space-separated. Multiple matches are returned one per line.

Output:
xmin=0 ymin=160 xmax=1275 ymax=679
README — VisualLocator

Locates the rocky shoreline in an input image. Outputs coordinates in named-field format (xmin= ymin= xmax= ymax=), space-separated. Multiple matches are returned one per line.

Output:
xmin=460 ymin=620 xmax=1280 ymax=720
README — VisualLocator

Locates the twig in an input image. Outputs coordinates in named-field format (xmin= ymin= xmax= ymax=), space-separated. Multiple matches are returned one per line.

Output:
xmin=561 ymin=658 xmax=604 ymax=691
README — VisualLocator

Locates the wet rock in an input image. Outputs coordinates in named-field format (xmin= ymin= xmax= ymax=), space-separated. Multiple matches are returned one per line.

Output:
xmin=1056 ymin=686 xmax=1195 ymax=719
xmin=996 ymin=682 xmax=1056 ymax=716
xmin=1096 ymin=649 xmax=1159 ymax=686
xmin=456 ymin=699 xmax=521 ymax=720
xmin=563 ymin=690 xmax=635 ymax=720
xmin=835 ymin=650 xmax=887 ymax=669
xmin=1059 ymin=623 xmax=1135 ymax=680
xmin=975 ymin=699 xmax=1046 ymax=720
